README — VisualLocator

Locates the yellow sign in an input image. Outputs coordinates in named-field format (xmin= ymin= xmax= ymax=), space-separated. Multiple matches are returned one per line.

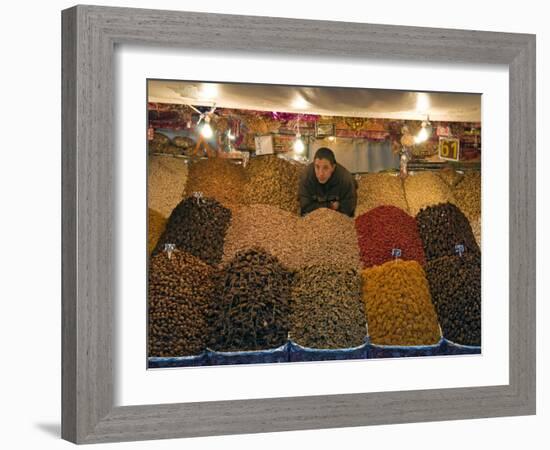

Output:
xmin=439 ymin=137 xmax=460 ymax=161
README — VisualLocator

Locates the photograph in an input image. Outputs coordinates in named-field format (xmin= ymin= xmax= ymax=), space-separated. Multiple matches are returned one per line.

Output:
xmin=146 ymin=80 xmax=482 ymax=368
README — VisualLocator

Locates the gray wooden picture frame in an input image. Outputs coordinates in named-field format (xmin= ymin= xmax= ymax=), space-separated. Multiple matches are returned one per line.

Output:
xmin=61 ymin=5 xmax=536 ymax=444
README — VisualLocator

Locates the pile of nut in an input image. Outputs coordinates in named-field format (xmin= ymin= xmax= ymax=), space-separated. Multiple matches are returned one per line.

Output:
xmin=437 ymin=166 xmax=464 ymax=188
xmin=147 ymin=208 xmax=167 ymax=256
xmin=242 ymin=155 xmax=303 ymax=214
xmin=290 ymin=264 xmax=366 ymax=349
xmin=403 ymin=171 xmax=456 ymax=216
xmin=355 ymin=173 xmax=409 ymax=216
xmin=224 ymin=205 xmax=360 ymax=270
xmin=223 ymin=204 xmax=301 ymax=268
xmin=425 ymin=254 xmax=481 ymax=346
xmin=148 ymin=249 xmax=215 ymax=357
xmin=208 ymin=248 xmax=292 ymax=352
xmin=452 ymin=171 xmax=481 ymax=222
xmin=298 ymin=208 xmax=361 ymax=269
xmin=355 ymin=205 xmax=426 ymax=268
xmin=147 ymin=155 xmax=189 ymax=218
xmin=416 ymin=202 xmax=480 ymax=262
xmin=154 ymin=196 xmax=232 ymax=265
xmin=185 ymin=157 xmax=248 ymax=208
xmin=361 ymin=260 xmax=441 ymax=346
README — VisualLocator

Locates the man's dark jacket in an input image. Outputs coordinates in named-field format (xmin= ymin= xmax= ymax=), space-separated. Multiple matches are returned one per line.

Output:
xmin=299 ymin=162 xmax=357 ymax=217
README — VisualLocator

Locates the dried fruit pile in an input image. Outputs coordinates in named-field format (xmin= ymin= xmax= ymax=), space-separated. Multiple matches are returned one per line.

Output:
xmin=209 ymin=248 xmax=292 ymax=352
xmin=403 ymin=171 xmax=456 ymax=216
xmin=185 ymin=157 xmax=248 ymax=208
xmin=425 ymin=254 xmax=481 ymax=346
xmin=452 ymin=171 xmax=481 ymax=222
xmin=361 ymin=260 xmax=441 ymax=346
xmin=154 ymin=196 xmax=231 ymax=265
xmin=242 ymin=155 xmax=303 ymax=214
xmin=147 ymin=155 xmax=189 ymax=218
xmin=290 ymin=265 xmax=366 ymax=349
xmin=355 ymin=205 xmax=426 ymax=268
xmin=355 ymin=173 xmax=409 ymax=216
xmin=147 ymin=208 xmax=167 ymax=256
xmin=148 ymin=250 xmax=215 ymax=357
xmin=416 ymin=202 xmax=480 ymax=262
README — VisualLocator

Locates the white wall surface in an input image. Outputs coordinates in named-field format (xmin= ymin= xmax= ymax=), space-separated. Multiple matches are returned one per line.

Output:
xmin=0 ymin=1 xmax=546 ymax=449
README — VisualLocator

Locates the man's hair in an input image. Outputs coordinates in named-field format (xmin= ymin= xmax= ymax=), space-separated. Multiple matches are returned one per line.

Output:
xmin=314 ymin=147 xmax=336 ymax=165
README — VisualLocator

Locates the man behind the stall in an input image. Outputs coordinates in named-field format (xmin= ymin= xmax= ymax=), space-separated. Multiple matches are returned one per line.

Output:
xmin=299 ymin=147 xmax=357 ymax=217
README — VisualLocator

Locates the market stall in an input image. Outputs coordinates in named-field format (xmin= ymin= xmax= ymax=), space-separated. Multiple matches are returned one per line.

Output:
xmin=146 ymin=80 xmax=482 ymax=366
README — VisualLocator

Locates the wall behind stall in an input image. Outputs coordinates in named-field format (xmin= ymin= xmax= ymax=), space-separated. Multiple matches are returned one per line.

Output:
xmin=0 ymin=1 xmax=546 ymax=450
xmin=310 ymin=139 xmax=398 ymax=173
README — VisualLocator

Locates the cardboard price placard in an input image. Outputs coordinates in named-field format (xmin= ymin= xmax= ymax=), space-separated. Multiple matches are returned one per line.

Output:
xmin=439 ymin=137 xmax=460 ymax=161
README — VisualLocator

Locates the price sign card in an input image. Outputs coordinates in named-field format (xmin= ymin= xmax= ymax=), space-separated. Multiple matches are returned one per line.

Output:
xmin=438 ymin=137 xmax=461 ymax=161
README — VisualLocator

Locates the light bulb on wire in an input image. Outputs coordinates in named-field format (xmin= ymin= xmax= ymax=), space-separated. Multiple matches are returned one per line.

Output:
xmin=200 ymin=115 xmax=213 ymax=139
xmin=293 ymin=132 xmax=305 ymax=154
xmin=414 ymin=117 xmax=432 ymax=144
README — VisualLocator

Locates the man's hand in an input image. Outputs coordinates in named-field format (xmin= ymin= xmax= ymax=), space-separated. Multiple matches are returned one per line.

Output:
xmin=329 ymin=201 xmax=339 ymax=211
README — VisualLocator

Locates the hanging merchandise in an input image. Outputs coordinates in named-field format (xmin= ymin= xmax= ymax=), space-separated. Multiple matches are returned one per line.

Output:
xmin=400 ymin=147 xmax=412 ymax=179
xmin=233 ymin=118 xmax=246 ymax=147
xmin=364 ymin=119 xmax=389 ymax=141
xmin=344 ymin=117 xmax=367 ymax=133
xmin=246 ymin=111 xmax=282 ymax=134
xmin=271 ymin=111 xmax=318 ymax=122
xmin=147 ymin=125 xmax=155 ymax=141
xmin=436 ymin=124 xmax=451 ymax=137
xmin=400 ymin=125 xmax=415 ymax=147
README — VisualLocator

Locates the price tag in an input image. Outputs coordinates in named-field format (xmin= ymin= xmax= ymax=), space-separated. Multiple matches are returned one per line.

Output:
xmin=455 ymin=244 xmax=465 ymax=256
xmin=192 ymin=191 xmax=204 ymax=205
xmin=391 ymin=248 xmax=402 ymax=258
xmin=164 ymin=243 xmax=176 ymax=259
xmin=439 ymin=137 xmax=460 ymax=161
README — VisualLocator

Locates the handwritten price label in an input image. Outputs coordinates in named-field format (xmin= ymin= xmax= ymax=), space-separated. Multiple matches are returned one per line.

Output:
xmin=164 ymin=243 xmax=176 ymax=259
xmin=192 ymin=191 xmax=205 ymax=205
xmin=439 ymin=137 xmax=460 ymax=161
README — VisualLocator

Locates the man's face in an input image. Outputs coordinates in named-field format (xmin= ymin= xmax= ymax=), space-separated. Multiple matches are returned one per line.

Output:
xmin=314 ymin=158 xmax=336 ymax=184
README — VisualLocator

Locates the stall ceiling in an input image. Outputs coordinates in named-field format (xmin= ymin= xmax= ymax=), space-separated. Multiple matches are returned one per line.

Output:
xmin=148 ymin=80 xmax=481 ymax=122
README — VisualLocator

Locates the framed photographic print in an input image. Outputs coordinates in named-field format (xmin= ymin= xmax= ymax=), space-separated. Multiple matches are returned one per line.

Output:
xmin=62 ymin=4 xmax=535 ymax=444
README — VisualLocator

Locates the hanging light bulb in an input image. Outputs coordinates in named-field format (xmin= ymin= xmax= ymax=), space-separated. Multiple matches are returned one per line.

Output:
xmin=200 ymin=115 xmax=213 ymax=139
xmin=293 ymin=132 xmax=305 ymax=154
xmin=293 ymin=120 xmax=305 ymax=154
xmin=414 ymin=117 xmax=432 ymax=144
